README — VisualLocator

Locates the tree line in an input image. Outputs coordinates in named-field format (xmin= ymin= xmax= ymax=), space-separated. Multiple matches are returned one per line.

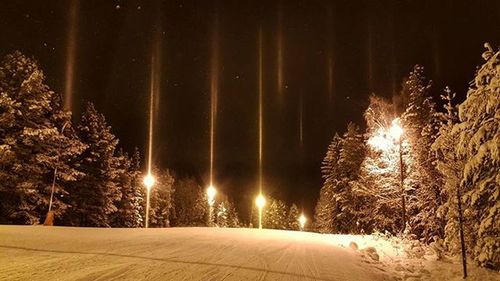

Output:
xmin=0 ymin=51 xmax=308 ymax=232
xmin=313 ymin=44 xmax=499 ymax=269
xmin=0 ymin=51 xmax=242 ymax=228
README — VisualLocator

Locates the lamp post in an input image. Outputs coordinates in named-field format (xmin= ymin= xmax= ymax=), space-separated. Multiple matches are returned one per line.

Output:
xmin=143 ymin=173 xmax=155 ymax=228
xmin=298 ymin=213 xmax=307 ymax=231
xmin=255 ymin=194 xmax=266 ymax=229
xmin=206 ymin=185 xmax=217 ymax=226
xmin=44 ymin=121 xmax=70 ymax=226
xmin=389 ymin=119 xmax=406 ymax=233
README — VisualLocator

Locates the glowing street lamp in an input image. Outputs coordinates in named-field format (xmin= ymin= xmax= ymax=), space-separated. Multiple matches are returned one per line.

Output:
xmin=389 ymin=118 xmax=403 ymax=141
xmin=206 ymin=185 xmax=217 ymax=226
xmin=368 ymin=118 xmax=407 ymax=233
xmin=143 ymin=173 xmax=155 ymax=228
xmin=255 ymin=194 xmax=266 ymax=229
xmin=298 ymin=213 xmax=307 ymax=231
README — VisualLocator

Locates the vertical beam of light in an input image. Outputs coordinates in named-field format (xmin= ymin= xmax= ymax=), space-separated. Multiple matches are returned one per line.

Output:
xmin=389 ymin=9 xmax=397 ymax=100
xmin=258 ymin=27 xmax=264 ymax=194
xmin=299 ymin=94 xmax=303 ymax=147
xmin=147 ymin=26 xmax=161 ymax=176
xmin=327 ymin=54 xmax=333 ymax=102
xmin=64 ymin=0 xmax=79 ymax=111
xmin=367 ymin=25 xmax=374 ymax=94
xmin=276 ymin=2 xmax=284 ymax=99
xmin=432 ymin=31 xmax=440 ymax=78
xmin=209 ymin=13 xmax=219 ymax=187
xmin=326 ymin=5 xmax=334 ymax=103
xmin=391 ymin=36 xmax=397 ymax=99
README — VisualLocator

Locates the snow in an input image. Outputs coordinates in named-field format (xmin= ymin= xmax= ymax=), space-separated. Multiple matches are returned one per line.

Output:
xmin=0 ymin=226 xmax=498 ymax=281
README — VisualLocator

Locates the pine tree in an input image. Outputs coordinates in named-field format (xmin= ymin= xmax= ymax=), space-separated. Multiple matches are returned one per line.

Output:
xmin=215 ymin=200 xmax=229 ymax=227
xmin=214 ymin=198 xmax=240 ymax=228
xmin=0 ymin=51 xmax=85 ymax=224
xmin=225 ymin=200 xmax=240 ymax=228
xmin=432 ymin=87 xmax=472 ymax=273
xmin=148 ymin=168 xmax=175 ymax=227
xmin=314 ymin=133 xmax=342 ymax=233
xmin=332 ymin=123 xmax=367 ymax=233
xmin=287 ymin=203 xmax=300 ymax=231
xmin=453 ymin=44 xmax=499 ymax=269
xmin=62 ymin=102 xmax=120 ymax=227
xmin=110 ymin=148 xmax=144 ymax=227
xmin=400 ymin=65 xmax=445 ymax=241
xmin=170 ymin=177 xmax=207 ymax=226
xmin=356 ymin=95 xmax=401 ymax=234
xmin=265 ymin=198 xmax=288 ymax=229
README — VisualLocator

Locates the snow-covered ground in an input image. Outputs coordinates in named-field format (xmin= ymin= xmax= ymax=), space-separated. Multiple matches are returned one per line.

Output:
xmin=0 ymin=226 xmax=497 ymax=281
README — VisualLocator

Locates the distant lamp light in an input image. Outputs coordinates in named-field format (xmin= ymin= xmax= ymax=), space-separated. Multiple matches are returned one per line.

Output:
xmin=206 ymin=185 xmax=217 ymax=226
xmin=207 ymin=185 xmax=217 ymax=206
xmin=299 ymin=214 xmax=307 ymax=231
xmin=143 ymin=174 xmax=156 ymax=190
xmin=256 ymin=194 xmax=266 ymax=229
xmin=256 ymin=194 xmax=266 ymax=209
xmin=143 ymin=173 xmax=155 ymax=228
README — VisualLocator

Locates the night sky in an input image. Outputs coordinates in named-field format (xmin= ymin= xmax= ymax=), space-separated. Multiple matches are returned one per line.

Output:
xmin=1 ymin=0 xmax=499 ymax=218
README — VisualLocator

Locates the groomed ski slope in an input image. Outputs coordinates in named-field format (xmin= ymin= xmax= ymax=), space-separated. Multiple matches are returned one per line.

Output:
xmin=0 ymin=226 xmax=497 ymax=281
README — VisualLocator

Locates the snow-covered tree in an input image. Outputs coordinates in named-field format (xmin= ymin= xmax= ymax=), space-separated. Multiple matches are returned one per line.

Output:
xmin=109 ymin=148 xmax=144 ymax=227
xmin=215 ymin=200 xmax=229 ymax=227
xmin=215 ymin=198 xmax=240 ymax=228
xmin=356 ymin=95 xmax=402 ymax=234
xmin=432 ymin=87 xmax=473 ymax=263
xmin=265 ymin=198 xmax=288 ymax=229
xmin=0 ymin=51 xmax=85 ymax=224
xmin=315 ymin=122 xmax=367 ymax=234
xmin=226 ymin=201 xmax=240 ymax=228
xmin=453 ymin=44 xmax=499 ymax=269
xmin=213 ymin=198 xmax=238 ymax=228
xmin=62 ymin=102 xmax=120 ymax=227
xmin=314 ymin=133 xmax=342 ymax=233
xmin=330 ymin=123 xmax=367 ymax=233
xmin=148 ymin=168 xmax=175 ymax=227
xmin=287 ymin=203 xmax=300 ymax=231
xmin=400 ymin=65 xmax=445 ymax=241
xmin=170 ymin=177 xmax=207 ymax=226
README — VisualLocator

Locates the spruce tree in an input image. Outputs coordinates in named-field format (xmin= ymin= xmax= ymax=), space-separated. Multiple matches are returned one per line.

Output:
xmin=215 ymin=200 xmax=229 ymax=227
xmin=432 ymin=87 xmax=471 ymax=273
xmin=453 ymin=44 xmax=499 ymax=269
xmin=357 ymin=95 xmax=401 ymax=234
xmin=265 ymin=198 xmax=288 ymax=229
xmin=314 ymin=133 xmax=342 ymax=233
xmin=214 ymin=197 xmax=240 ymax=228
xmin=170 ymin=177 xmax=207 ymax=226
xmin=0 ymin=51 xmax=85 ymax=224
xmin=332 ymin=123 xmax=366 ymax=233
xmin=225 ymin=200 xmax=240 ymax=228
xmin=62 ymin=102 xmax=120 ymax=227
xmin=110 ymin=148 xmax=144 ymax=227
xmin=400 ymin=65 xmax=445 ymax=241
xmin=148 ymin=168 xmax=175 ymax=227
xmin=287 ymin=203 xmax=300 ymax=231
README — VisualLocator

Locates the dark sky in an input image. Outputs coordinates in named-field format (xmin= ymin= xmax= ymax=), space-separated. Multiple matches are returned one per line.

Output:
xmin=1 ymin=0 xmax=499 ymax=219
